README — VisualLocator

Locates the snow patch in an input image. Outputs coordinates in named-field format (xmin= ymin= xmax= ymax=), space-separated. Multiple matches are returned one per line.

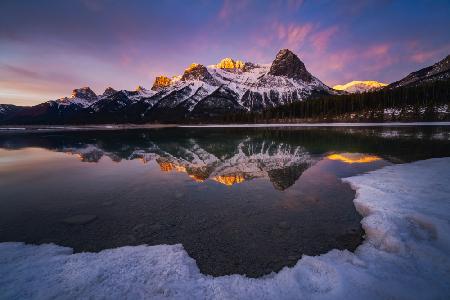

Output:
xmin=1 ymin=158 xmax=450 ymax=299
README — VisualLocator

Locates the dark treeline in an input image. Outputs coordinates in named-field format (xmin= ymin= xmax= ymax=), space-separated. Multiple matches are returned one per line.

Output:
xmin=215 ymin=79 xmax=450 ymax=123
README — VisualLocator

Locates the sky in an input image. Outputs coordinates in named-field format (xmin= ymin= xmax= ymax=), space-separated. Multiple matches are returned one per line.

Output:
xmin=1 ymin=0 xmax=449 ymax=106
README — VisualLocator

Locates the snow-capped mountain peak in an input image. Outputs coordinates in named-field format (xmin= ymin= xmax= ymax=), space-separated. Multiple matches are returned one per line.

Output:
xmin=102 ymin=87 xmax=117 ymax=98
xmin=71 ymin=87 xmax=97 ymax=100
xmin=56 ymin=87 xmax=99 ymax=107
xmin=136 ymin=86 xmax=151 ymax=94
xmin=1 ymin=48 xmax=334 ymax=123
xmin=181 ymin=63 xmax=217 ymax=85
xmin=333 ymin=81 xmax=387 ymax=93
xmin=151 ymin=76 xmax=172 ymax=91
xmin=215 ymin=58 xmax=245 ymax=70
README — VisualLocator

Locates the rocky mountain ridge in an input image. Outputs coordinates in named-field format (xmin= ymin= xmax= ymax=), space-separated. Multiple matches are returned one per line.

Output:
xmin=389 ymin=55 xmax=450 ymax=88
xmin=1 ymin=51 xmax=449 ymax=124
xmin=0 ymin=49 xmax=332 ymax=124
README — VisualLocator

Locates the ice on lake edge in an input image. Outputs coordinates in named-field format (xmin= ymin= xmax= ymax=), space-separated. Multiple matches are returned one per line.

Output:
xmin=1 ymin=158 xmax=449 ymax=299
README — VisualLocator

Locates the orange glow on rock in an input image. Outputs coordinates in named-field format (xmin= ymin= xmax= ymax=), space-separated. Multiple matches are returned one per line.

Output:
xmin=151 ymin=76 xmax=172 ymax=90
xmin=216 ymin=58 xmax=244 ymax=70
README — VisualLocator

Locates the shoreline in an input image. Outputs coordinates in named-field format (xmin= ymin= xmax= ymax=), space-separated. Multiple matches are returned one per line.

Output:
xmin=1 ymin=158 xmax=449 ymax=299
xmin=0 ymin=124 xmax=178 ymax=132
xmin=0 ymin=121 xmax=450 ymax=133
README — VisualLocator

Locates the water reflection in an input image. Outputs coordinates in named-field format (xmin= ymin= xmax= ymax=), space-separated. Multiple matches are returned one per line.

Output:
xmin=0 ymin=126 xmax=449 ymax=277
xmin=326 ymin=153 xmax=381 ymax=164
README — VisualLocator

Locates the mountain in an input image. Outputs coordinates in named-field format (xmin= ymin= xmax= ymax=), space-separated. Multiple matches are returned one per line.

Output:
xmin=389 ymin=54 xmax=450 ymax=88
xmin=0 ymin=104 xmax=24 ymax=118
xmin=0 ymin=49 xmax=333 ymax=124
xmin=0 ymin=129 xmax=316 ymax=190
xmin=333 ymin=81 xmax=387 ymax=93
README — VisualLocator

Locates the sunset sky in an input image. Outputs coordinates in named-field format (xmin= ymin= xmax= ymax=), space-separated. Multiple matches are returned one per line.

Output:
xmin=1 ymin=0 xmax=450 ymax=105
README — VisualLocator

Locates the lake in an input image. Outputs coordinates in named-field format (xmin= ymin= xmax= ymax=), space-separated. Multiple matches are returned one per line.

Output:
xmin=1 ymin=125 xmax=449 ymax=277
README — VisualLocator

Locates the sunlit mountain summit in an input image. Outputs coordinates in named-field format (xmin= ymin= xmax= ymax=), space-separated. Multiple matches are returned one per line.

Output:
xmin=333 ymin=81 xmax=387 ymax=93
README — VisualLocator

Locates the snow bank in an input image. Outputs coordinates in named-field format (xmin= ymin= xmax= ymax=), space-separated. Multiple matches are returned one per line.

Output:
xmin=1 ymin=158 xmax=449 ymax=299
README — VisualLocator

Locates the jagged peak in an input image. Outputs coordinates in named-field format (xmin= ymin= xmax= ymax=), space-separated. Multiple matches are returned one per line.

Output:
xmin=151 ymin=76 xmax=172 ymax=91
xmin=102 ymin=87 xmax=117 ymax=97
xmin=181 ymin=63 xmax=216 ymax=84
xmin=171 ymin=75 xmax=182 ymax=83
xmin=216 ymin=58 xmax=245 ymax=70
xmin=136 ymin=85 xmax=149 ymax=93
xmin=268 ymin=49 xmax=313 ymax=82
xmin=185 ymin=63 xmax=202 ymax=72
xmin=71 ymin=87 xmax=97 ymax=100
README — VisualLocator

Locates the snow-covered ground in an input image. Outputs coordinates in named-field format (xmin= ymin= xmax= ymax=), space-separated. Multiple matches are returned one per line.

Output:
xmin=1 ymin=158 xmax=449 ymax=299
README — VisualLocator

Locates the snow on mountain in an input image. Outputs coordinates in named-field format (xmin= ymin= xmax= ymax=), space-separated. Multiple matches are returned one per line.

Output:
xmin=389 ymin=54 xmax=450 ymax=88
xmin=0 ymin=105 xmax=8 ymax=114
xmin=333 ymin=81 xmax=387 ymax=93
xmin=0 ymin=49 xmax=333 ymax=124
xmin=55 ymin=87 xmax=99 ymax=108
xmin=215 ymin=57 xmax=245 ymax=70
xmin=101 ymin=87 xmax=117 ymax=98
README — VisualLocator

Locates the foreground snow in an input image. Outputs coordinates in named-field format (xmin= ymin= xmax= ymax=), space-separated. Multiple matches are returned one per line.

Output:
xmin=1 ymin=158 xmax=449 ymax=299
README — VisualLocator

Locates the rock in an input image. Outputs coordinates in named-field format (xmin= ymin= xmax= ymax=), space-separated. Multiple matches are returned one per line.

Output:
xmin=151 ymin=76 xmax=172 ymax=91
xmin=136 ymin=86 xmax=150 ymax=93
xmin=62 ymin=214 xmax=97 ymax=225
xmin=268 ymin=49 xmax=313 ymax=82
xmin=71 ymin=87 xmax=97 ymax=101
xmin=216 ymin=58 xmax=244 ymax=70
xmin=278 ymin=221 xmax=290 ymax=230
xmin=102 ymin=87 xmax=117 ymax=97
xmin=181 ymin=63 xmax=217 ymax=85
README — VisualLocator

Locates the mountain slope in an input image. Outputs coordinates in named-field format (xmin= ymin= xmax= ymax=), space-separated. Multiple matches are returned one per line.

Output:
xmin=389 ymin=55 xmax=450 ymax=88
xmin=0 ymin=49 xmax=332 ymax=124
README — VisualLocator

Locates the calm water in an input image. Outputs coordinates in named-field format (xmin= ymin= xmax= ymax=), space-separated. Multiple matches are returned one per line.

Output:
xmin=1 ymin=126 xmax=449 ymax=277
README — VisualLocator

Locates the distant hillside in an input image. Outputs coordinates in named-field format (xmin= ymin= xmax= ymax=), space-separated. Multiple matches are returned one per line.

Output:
xmin=333 ymin=81 xmax=387 ymax=93
xmin=389 ymin=55 xmax=450 ymax=88
xmin=219 ymin=79 xmax=450 ymax=123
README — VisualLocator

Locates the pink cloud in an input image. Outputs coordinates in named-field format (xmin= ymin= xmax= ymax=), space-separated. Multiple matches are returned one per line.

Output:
xmin=405 ymin=40 xmax=450 ymax=64
xmin=301 ymin=41 xmax=398 ymax=86
xmin=274 ymin=22 xmax=313 ymax=50
xmin=364 ymin=43 xmax=390 ymax=57
xmin=410 ymin=50 xmax=438 ymax=63
xmin=310 ymin=26 xmax=338 ymax=52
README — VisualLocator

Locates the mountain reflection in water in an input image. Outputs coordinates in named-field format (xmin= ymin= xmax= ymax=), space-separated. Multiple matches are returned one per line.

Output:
xmin=0 ymin=126 xmax=449 ymax=277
